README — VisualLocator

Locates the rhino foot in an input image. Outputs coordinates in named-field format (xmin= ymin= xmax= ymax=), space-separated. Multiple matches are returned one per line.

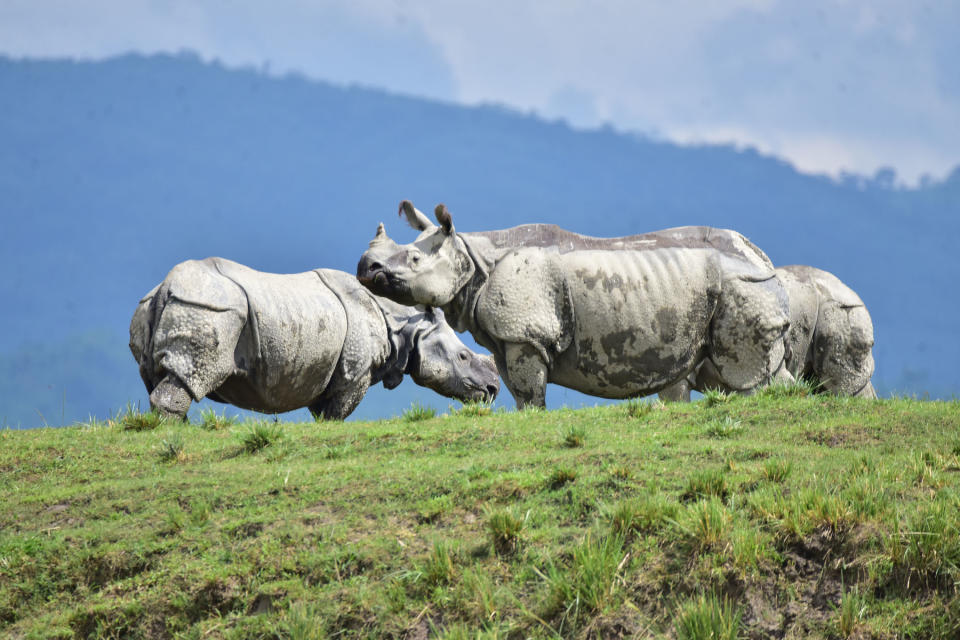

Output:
xmin=150 ymin=373 xmax=192 ymax=421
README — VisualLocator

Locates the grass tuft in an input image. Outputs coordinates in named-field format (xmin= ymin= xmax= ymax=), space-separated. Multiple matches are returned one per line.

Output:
xmin=403 ymin=402 xmax=437 ymax=422
xmin=485 ymin=507 xmax=527 ymax=555
xmin=683 ymin=468 xmax=729 ymax=502
xmin=121 ymin=408 xmax=165 ymax=431
xmin=454 ymin=401 xmax=494 ymax=417
xmin=547 ymin=467 xmax=577 ymax=490
xmin=282 ymin=601 xmax=327 ymax=640
xmin=239 ymin=421 xmax=283 ymax=453
xmin=834 ymin=587 xmax=867 ymax=638
xmin=562 ymin=425 xmax=586 ymax=448
xmin=607 ymin=494 xmax=678 ymax=537
xmin=157 ymin=435 xmax=186 ymax=463
xmin=198 ymin=407 xmax=237 ymax=430
xmin=756 ymin=378 xmax=817 ymax=399
xmin=625 ymin=398 xmax=662 ymax=418
xmin=421 ymin=540 xmax=459 ymax=586
xmin=674 ymin=497 xmax=731 ymax=550
xmin=674 ymin=592 xmax=743 ymax=640
xmin=541 ymin=531 xmax=628 ymax=623
xmin=701 ymin=388 xmax=731 ymax=408
xmin=760 ymin=458 xmax=793 ymax=483
xmin=704 ymin=416 xmax=744 ymax=438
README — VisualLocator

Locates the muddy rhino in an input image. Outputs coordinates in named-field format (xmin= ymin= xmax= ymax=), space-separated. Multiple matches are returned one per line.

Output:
xmin=660 ymin=265 xmax=877 ymax=400
xmin=357 ymin=202 xmax=792 ymax=408
xmin=130 ymin=258 xmax=499 ymax=420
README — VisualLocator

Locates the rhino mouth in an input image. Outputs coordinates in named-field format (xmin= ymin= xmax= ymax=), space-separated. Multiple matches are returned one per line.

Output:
xmin=461 ymin=383 xmax=498 ymax=403
xmin=357 ymin=262 xmax=415 ymax=304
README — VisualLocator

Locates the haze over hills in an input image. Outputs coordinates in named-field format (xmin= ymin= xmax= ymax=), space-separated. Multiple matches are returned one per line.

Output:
xmin=1 ymin=53 xmax=958 ymax=427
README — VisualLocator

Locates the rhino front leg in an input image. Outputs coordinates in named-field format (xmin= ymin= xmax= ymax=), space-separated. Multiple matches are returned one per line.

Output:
xmin=499 ymin=343 xmax=548 ymax=409
xmin=150 ymin=373 xmax=192 ymax=420
xmin=309 ymin=375 xmax=371 ymax=421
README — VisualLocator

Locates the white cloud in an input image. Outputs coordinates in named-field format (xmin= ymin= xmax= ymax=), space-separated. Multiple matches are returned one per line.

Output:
xmin=0 ymin=0 xmax=956 ymax=183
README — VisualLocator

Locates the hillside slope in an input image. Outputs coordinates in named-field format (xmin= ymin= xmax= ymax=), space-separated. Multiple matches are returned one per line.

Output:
xmin=1 ymin=394 xmax=959 ymax=637
xmin=1 ymin=54 xmax=958 ymax=425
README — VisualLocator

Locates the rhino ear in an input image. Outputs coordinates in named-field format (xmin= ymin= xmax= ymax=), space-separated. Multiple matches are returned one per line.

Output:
xmin=434 ymin=204 xmax=454 ymax=235
xmin=399 ymin=200 xmax=435 ymax=232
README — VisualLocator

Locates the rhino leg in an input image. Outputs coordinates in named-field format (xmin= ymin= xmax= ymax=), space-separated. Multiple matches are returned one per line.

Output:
xmin=309 ymin=374 xmax=371 ymax=421
xmin=659 ymin=379 xmax=691 ymax=402
xmin=708 ymin=277 xmax=790 ymax=392
xmin=153 ymin=301 xmax=246 ymax=403
xmin=853 ymin=380 xmax=878 ymax=399
xmin=813 ymin=303 xmax=875 ymax=397
xmin=150 ymin=373 xmax=192 ymax=420
xmin=499 ymin=343 xmax=548 ymax=409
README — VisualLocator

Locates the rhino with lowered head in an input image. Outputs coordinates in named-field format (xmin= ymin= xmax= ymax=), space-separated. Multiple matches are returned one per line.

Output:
xmin=357 ymin=201 xmax=792 ymax=408
xmin=130 ymin=257 xmax=499 ymax=420
xmin=661 ymin=265 xmax=877 ymax=400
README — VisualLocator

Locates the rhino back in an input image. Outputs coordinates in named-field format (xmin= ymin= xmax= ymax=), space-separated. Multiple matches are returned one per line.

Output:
xmin=209 ymin=259 xmax=347 ymax=412
xmin=469 ymin=224 xmax=773 ymax=272
xmin=556 ymin=247 xmax=722 ymax=397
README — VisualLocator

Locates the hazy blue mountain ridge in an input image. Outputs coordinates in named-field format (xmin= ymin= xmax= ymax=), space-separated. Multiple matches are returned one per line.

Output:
xmin=1 ymin=53 xmax=957 ymax=426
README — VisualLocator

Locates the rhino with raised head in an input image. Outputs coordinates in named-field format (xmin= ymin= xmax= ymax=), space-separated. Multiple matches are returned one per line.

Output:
xmin=357 ymin=201 xmax=792 ymax=408
xmin=130 ymin=257 xmax=499 ymax=420
xmin=660 ymin=265 xmax=877 ymax=400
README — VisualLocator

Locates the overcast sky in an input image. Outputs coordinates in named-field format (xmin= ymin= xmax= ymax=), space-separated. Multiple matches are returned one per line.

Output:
xmin=2 ymin=0 xmax=957 ymax=184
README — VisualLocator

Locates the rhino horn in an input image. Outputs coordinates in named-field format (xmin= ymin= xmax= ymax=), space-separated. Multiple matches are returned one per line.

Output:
xmin=368 ymin=222 xmax=388 ymax=247
xmin=399 ymin=200 xmax=435 ymax=232
xmin=434 ymin=203 xmax=454 ymax=235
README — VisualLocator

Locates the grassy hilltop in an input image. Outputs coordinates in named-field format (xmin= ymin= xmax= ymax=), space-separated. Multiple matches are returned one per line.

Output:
xmin=2 ymin=390 xmax=960 ymax=639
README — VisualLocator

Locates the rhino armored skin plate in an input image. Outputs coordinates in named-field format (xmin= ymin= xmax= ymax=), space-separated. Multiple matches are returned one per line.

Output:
xmin=130 ymin=258 xmax=499 ymax=420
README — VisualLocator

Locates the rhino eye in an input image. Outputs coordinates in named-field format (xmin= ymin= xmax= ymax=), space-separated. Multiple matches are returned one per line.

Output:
xmin=458 ymin=351 xmax=469 ymax=362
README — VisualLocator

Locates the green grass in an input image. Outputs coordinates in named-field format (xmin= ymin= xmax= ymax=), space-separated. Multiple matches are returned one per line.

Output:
xmin=402 ymin=402 xmax=437 ymax=422
xmin=704 ymin=415 xmax=744 ymax=438
xmin=239 ymin=421 xmax=283 ymax=453
xmin=198 ymin=407 xmax=237 ymax=431
xmin=1 ymin=396 xmax=959 ymax=638
xmin=674 ymin=592 xmax=743 ymax=640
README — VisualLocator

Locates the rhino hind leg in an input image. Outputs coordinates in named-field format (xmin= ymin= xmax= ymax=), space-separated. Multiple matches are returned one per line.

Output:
xmin=150 ymin=373 xmax=192 ymax=420
xmin=708 ymin=277 xmax=790 ymax=392
xmin=813 ymin=303 xmax=875 ymax=397
xmin=659 ymin=378 xmax=692 ymax=402
xmin=153 ymin=301 xmax=246 ymax=402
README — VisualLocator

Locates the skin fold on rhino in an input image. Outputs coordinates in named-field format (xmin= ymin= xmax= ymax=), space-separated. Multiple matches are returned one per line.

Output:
xmin=129 ymin=258 xmax=499 ymax=420
xmin=659 ymin=264 xmax=877 ymax=401
xmin=356 ymin=201 xmax=793 ymax=409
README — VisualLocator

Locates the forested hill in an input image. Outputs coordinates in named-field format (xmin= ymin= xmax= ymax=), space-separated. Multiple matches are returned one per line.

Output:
xmin=1 ymin=53 xmax=958 ymax=426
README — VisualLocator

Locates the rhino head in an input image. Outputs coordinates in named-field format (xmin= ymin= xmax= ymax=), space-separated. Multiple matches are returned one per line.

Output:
xmin=397 ymin=306 xmax=499 ymax=403
xmin=357 ymin=201 xmax=475 ymax=307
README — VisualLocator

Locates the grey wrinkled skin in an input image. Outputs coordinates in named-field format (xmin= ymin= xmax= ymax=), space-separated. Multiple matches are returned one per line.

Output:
xmin=660 ymin=265 xmax=876 ymax=400
xmin=130 ymin=257 xmax=499 ymax=421
xmin=357 ymin=202 xmax=791 ymax=409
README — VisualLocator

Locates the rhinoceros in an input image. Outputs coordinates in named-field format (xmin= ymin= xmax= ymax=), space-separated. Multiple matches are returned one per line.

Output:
xmin=130 ymin=257 xmax=500 ymax=420
xmin=660 ymin=264 xmax=876 ymax=400
xmin=356 ymin=201 xmax=792 ymax=408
